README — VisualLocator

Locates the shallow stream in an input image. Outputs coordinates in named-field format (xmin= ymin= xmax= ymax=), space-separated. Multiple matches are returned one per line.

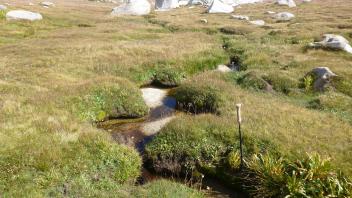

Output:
xmin=98 ymin=87 xmax=246 ymax=198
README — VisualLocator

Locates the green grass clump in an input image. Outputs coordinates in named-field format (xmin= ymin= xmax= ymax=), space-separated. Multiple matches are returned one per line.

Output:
xmin=219 ymin=26 xmax=252 ymax=35
xmin=152 ymin=66 xmax=185 ymax=87
xmin=263 ymin=73 xmax=299 ymax=94
xmin=181 ymin=50 xmax=228 ymax=75
xmin=73 ymin=78 xmax=148 ymax=121
xmin=308 ymin=92 xmax=352 ymax=122
xmin=171 ymin=76 xmax=230 ymax=114
xmin=0 ymin=131 xmax=142 ymax=197
xmin=245 ymin=153 xmax=352 ymax=197
xmin=223 ymin=38 xmax=273 ymax=71
xmin=237 ymin=71 xmax=271 ymax=91
xmin=0 ymin=10 xmax=6 ymax=20
xmin=133 ymin=179 xmax=205 ymax=198
xmin=331 ymin=76 xmax=352 ymax=97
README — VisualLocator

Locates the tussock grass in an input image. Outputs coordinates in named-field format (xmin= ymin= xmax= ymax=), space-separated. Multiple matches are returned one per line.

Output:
xmin=70 ymin=77 xmax=148 ymax=121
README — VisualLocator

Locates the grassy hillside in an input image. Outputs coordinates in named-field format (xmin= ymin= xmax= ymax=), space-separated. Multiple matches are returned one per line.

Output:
xmin=0 ymin=0 xmax=351 ymax=196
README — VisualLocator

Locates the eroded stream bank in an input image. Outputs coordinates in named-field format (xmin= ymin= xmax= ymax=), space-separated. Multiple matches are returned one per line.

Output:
xmin=98 ymin=86 xmax=246 ymax=198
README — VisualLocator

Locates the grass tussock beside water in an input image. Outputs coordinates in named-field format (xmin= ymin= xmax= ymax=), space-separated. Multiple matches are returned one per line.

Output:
xmin=70 ymin=77 xmax=149 ymax=121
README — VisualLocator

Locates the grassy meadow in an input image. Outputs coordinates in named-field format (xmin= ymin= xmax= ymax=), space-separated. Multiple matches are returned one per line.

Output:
xmin=0 ymin=0 xmax=352 ymax=197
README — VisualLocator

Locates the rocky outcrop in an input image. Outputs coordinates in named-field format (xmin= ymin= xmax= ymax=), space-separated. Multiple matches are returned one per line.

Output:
xmin=207 ymin=0 xmax=234 ymax=13
xmin=310 ymin=34 xmax=352 ymax=54
xmin=273 ymin=12 xmax=295 ymax=21
xmin=276 ymin=0 xmax=296 ymax=7
xmin=111 ymin=0 xmax=151 ymax=16
xmin=305 ymin=67 xmax=337 ymax=92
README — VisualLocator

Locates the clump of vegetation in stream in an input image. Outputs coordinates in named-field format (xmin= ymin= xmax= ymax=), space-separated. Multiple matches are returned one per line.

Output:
xmin=73 ymin=78 xmax=149 ymax=122
xmin=152 ymin=66 xmax=186 ymax=87
xmin=171 ymin=73 xmax=232 ymax=114
xmin=145 ymin=114 xmax=279 ymax=177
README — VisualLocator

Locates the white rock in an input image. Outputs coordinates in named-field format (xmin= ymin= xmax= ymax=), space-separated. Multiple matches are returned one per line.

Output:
xmin=310 ymin=34 xmax=352 ymax=54
xmin=232 ymin=15 xmax=249 ymax=20
xmin=207 ymin=0 xmax=234 ymax=14
xmin=200 ymin=18 xmax=208 ymax=23
xmin=6 ymin=10 xmax=43 ymax=21
xmin=0 ymin=5 xmax=7 ymax=10
xmin=233 ymin=0 xmax=263 ymax=5
xmin=155 ymin=0 xmax=179 ymax=11
xmin=111 ymin=0 xmax=151 ymax=16
xmin=188 ymin=0 xmax=211 ymax=6
xmin=178 ymin=0 xmax=189 ymax=6
xmin=249 ymin=20 xmax=265 ymax=26
xmin=303 ymin=0 xmax=311 ymax=2
xmin=222 ymin=0 xmax=238 ymax=6
xmin=276 ymin=0 xmax=296 ymax=7
xmin=266 ymin=11 xmax=276 ymax=14
xmin=40 ymin=1 xmax=54 ymax=7
xmin=274 ymin=12 xmax=295 ymax=21
xmin=29 ymin=2 xmax=34 ymax=6
xmin=307 ymin=67 xmax=337 ymax=92
xmin=217 ymin=65 xmax=232 ymax=72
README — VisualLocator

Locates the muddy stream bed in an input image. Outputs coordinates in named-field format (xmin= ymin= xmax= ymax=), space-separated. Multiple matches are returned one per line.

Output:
xmin=98 ymin=87 xmax=246 ymax=198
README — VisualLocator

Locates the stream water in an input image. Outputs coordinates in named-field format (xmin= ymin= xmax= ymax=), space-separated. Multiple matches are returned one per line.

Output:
xmin=98 ymin=87 xmax=246 ymax=198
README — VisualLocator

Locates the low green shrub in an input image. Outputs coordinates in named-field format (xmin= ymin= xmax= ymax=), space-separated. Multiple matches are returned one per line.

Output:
xmin=181 ymin=50 xmax=228 ymax=75
xmin=171 ymin=76 xmax=231 ymax=114
xmin=153 ymin=66 xmax=185 ymax=87
xmin=348 ymin=32 xmax=352 ymax=38
xmin=73 ymin=78 xmax=148 ymax=121
xmin=263 ymin=73 xmax=298 ymax=94
xmin=219 ymin=26 xmax=252 ymax=35
xmin=331 ymin=76 xmax=352 ymax=97
xmin=237 ymin=71 xmax=271 ymax=91
xmin=0 ymin=10 xmax=6 ymax=20
xmin=245 ymin=153 xmax=352 ymax=197
xmin=308 ymin=92 xmax=352 ymax=120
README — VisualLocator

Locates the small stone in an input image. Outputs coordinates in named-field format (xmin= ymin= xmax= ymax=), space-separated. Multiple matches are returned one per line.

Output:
xmin=273 ymin=12 xmax=295 ymax=21
xmin=276 ymin=0 xmax=296 ymax=7
xmin=216 ymin=65 xmax=232 ymax=72
xmin=200 ymin=18 xmax=208 ymax=23
xmin=266 ymin=11 xmax=276 ymax=14
xmin=40 ymin=1 xmax=55 ymax=7
xmin=0 ymin=5 xmax=7 ymax=10
xmin=249 ymin=20 xmax=265 ymax=26
xmin=231 ymin=15 xmax=249 ymax=20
